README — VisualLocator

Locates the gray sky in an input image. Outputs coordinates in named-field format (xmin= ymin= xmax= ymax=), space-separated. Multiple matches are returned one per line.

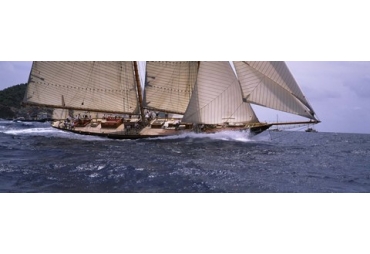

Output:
xmin=286 ymin=61 xmax=370 ymax=134
xmin=0 ymin=61 xmax=369 ymax=134
xmin=0 ymin=61 xmax=31 ymax=89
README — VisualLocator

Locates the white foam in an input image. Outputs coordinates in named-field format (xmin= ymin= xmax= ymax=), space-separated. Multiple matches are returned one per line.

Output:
xmin=3 ymin=126 xmax=106 ymax=141
xmin=151 ymin=130 xmax=256 ymax=142
xmin=4 ymin=127 xmax=56 ymax=135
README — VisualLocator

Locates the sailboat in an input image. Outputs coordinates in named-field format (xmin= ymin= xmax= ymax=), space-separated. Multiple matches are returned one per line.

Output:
xmin=22 ymin=61 xmax=320 ymax=139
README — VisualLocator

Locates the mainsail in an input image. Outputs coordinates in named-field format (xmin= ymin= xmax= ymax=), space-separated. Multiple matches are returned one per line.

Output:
xmin=233 ymin=61 xmax=317 ymax=120
xmin=24 ymin=61 xmax=139 ymax=114
xmin=52 ymin=108 xmax=70 ymax=120
xmin=183 ymin=61 xmax=258 ymax=124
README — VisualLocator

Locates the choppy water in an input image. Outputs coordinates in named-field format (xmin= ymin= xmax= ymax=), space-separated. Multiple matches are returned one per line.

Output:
xmin=1 ymin=119 xmax=370 ymax=192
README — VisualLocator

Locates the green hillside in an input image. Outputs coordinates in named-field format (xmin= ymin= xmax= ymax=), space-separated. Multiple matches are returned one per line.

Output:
xmin=0 ymin=83 xmax=27 ymax=118
xmin=0 ymin=83 xmax=26 ymax=107
xmin=0 ymin=83 xmax=53 ymax=119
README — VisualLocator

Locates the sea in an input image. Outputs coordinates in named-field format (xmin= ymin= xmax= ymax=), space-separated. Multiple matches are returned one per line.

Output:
xmin=1 ymin=119 xmax=370 ymax=193
xmin=2 ymin=118 xmax=370 ymax=254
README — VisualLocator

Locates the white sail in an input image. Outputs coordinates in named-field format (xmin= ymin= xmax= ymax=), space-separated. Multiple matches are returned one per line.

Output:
xmin=24 ymin=61 xmax=139 ymax=114
xmin=233 ymin=61 xmax=317 ymax=120
xmin=52 ymin=108 xmax=70 ymax=120
xmin=183 ymin=61 xmax=258 ymax=124
xmin=144 ymin=61 xmax=198 ymax=114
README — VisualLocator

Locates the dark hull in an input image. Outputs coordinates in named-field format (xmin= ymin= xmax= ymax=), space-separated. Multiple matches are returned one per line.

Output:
xmin=250 ymin=124 xmax=273 ymax=135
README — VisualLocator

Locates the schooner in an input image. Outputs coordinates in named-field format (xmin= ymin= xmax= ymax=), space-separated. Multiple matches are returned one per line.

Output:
xmin=23 ymin=61 xmax=320 ymax=139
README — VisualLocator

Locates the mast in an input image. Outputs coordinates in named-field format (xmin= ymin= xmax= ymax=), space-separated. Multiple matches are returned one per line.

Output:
xmin=134 ymin=61 xmax=145 ymax=124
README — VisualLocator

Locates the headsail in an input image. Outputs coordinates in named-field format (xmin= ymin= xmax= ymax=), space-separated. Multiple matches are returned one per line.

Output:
xmin=24 ymin=61 xmax=139 ymax=114
xmin=233 ymin=61 xmax=317 ymax=120
xmin=144 ymin=61 xmax=198 ymax=114
xmin=183 ymin=61 xmax=258 ymax=125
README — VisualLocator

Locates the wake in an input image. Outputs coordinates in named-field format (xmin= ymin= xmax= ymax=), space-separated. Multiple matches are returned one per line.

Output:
xmin=3 ymin=126 xmax=107 ymax=141
xmin=148 ymin=130 xmax=271 ymax=142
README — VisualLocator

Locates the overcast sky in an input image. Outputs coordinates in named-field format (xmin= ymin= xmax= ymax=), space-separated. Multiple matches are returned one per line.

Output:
xmin=0 ymin=61 xmax=369 ymax=134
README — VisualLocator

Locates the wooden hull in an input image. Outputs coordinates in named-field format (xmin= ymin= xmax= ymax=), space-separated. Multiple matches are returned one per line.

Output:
xmin=52 ymin=119 xmax=191 ymax=139
xmin=51 ymin=119 xmax=271 ymax=139
xmin=52 ymin=126 xmax=169 ymax=139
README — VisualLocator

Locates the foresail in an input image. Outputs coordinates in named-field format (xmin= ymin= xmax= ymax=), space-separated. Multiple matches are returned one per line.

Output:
xmin=233 ymin=61 xmax=317 ymax=120
xmin=144 ymin=61 xmax=198 ymax=114
xmin=183 ymin=61 xmax=258 ymax=125
xmin=24 ymin=62 xmax=139 ymax=114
